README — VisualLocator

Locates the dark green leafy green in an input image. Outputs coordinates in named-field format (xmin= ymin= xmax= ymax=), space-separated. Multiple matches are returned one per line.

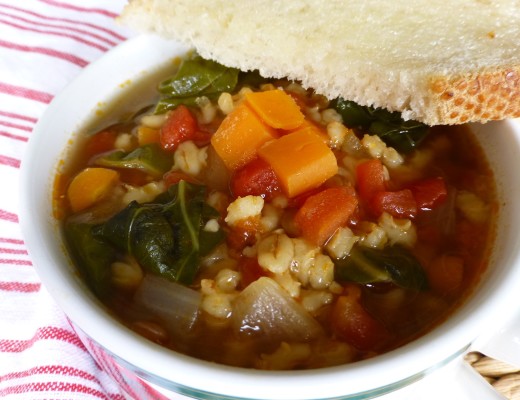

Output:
xmin=334 ymin=245 xmax=428 ymax=290
xmin=94 ymin=181 xmax=225 ymax=284
xmin=63 ymin=182 xmax=226 ymax=295
xmin=156 ymin=56 xmax=240 ymax=114
xmin=155 ymin=55 xmax=272 ymax=114
xmin=158 ymin=57 xmax=239 ymax=96
xmin=93 ymin=201 xmax=179 ymax=280
xmin=93 ymin=144 xmax=172 ymax=178
xmin=64 ymin=222 xmax=115 ymax=298
xmin=331 ymin=98 xmax=430 ymax=153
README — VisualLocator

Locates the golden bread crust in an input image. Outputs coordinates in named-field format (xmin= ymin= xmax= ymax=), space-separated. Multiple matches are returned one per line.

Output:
xmin=428 ymin=67 xmax=520 ymax=125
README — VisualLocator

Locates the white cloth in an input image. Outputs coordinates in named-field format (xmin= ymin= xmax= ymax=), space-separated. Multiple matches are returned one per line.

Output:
xmin=0 ymin=1 xmax=134 ymax=398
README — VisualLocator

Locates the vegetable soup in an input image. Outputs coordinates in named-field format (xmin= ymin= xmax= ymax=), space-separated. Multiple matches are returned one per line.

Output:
xmin=54 ymin=54 xmax=497 ymax=370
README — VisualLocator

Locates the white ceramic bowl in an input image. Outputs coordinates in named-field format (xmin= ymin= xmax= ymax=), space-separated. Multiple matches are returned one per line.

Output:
xmin=19 ymin=34 xmax=520 ymax=400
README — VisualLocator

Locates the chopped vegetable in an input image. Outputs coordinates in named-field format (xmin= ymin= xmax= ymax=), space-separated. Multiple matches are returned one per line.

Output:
xmin=160 ymin=105 xmax=199 ymax=151
xmin=230 ymin=157 xmax=283 ymax=200
xmin=356 ymin=159 xmax=386 ymax=204
xmin=84 ymin=129 xmax=117 ymax=160
xmin=409 ymin=177 xmax=448 ymax=210
xmin=93 ymin=181 xmax=225 ymax=284
xmin=371 ymin=189 xmax=418 ymax=219
xmin=67 ymin=167 xmax=119 ymax=212
xmin=232 ymin=277 xmax=323 ymax=342
xmin=245 ymin=89 xmax=304 ymax=129
xmin=156 ymin=56 xmax=240 ymax=114
xmin=93 ymin=144 xmax=173 ymax=178
xmin=331 ymin=98 xmax=430 ymax=153
xmin=294 ymin=187 xmax=358 ymax=246
xmin=211 ymin=103 xmax=277 ymax=170
xmin=238 ymin=256 xmax=266 ymax=289
xmin=258 ymin=129 xmax=338 ymax=198
xmin=137 ymin=126 xmax=160 ymax=146
xmin=64 ymin=222 xmax=115 ymax=298
xmin=331 ymin=285 xmax=389 ymax=351
xmin=134 ymin=274 xmax=201 ymax=339
xmin=334 ymin=244 xmax=428 ymax=290
xmin=287 ymin=119 xmax=329 ymax=142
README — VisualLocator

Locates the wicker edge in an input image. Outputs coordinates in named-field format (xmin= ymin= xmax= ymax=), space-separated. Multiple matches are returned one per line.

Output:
xmin=465 ymin=352 xmax=520 ymax=399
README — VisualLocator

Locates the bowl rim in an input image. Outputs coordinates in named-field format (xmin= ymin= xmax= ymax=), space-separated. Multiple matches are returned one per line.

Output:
xmin=18 ymin=33 xmax=520 ymax=400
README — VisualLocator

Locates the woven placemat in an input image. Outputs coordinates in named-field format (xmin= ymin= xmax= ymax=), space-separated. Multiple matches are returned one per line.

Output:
xmin=465 ymin=352 xmax=520 ymax=399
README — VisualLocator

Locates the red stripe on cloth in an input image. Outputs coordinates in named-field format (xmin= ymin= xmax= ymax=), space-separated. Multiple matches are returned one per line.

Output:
xmin=0 ymin=82 xmax=53 ymax=103
xmin=0 ymin=119 xmax=33 ymax=132
xmin=0 ymin=4 xmax=126 ymax=41
xmin=0 ymin=366 xmax=126 ymax=400
xmin=0 ymin=10 xmax=118 ymax=47
xmin=0 ymin=110 xmax=37 ymax=123
xmin=1 ymin=365 xmax=96 ymax=382
xmin=0 ymin=258 xmax=32 ymax=266
xmin=0 ymin=130 xmax=28 ymax=142
xmin=0 ymin=382 xmax=111 ymax=400
xmin=0 ymin=247 xmax=28 ymax=255
xmin=0 ymin=210 xmax=19 ymax=223
xmin=0 ymin=281 xmax=40 ymax=293
xmin=0 ymin=39 xmax=88 ymax=68
xmin=0 ymin=155 xmax=21 ymax=168
xmin=0 ymin=237 xmax=24 ymax=245
xmin=0 ymin=18 xmax=109 ymax=52
xmin=0 ymin=326 xmax=87 ymax=352
xmin=38 ymin=0 xmax=119 ymax=19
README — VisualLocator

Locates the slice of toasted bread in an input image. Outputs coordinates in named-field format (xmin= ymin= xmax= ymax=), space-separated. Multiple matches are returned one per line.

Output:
xmin=118 ymin=0 xmax=520 ymax=125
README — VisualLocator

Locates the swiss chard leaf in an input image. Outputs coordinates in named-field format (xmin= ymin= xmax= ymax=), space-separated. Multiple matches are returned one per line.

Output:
xmin=94 ymin=181 xmax=225 ymax=284
xmin=93 ymin=202 xmax=180 ymax=281
xmin=156 ymin=56 xmax=240 ymax=113
xmin=331 ymin=98 xmax=430 ymax=153
xmin=334 ymin=245 xmax=428 ymax=290
xmin=64 ymin=222 xmax=115 ymax=298
xmin=93 ymin=144 xmax=173 ymax=178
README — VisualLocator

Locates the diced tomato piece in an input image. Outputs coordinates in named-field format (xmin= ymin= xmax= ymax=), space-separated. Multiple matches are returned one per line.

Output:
xmin=409 ymin=177 xmax=448 ymax=210
xmin=371 ymin=189 xmax=418 ymax=219
xmin=294 ymin=186 xmax=358 ymax=246
xmin=230 ymin=157 xmax=283 ymax=201
xmin=160 ymin=105 xmax=199 ymax=151
xmin=356 ymin=159 xmax=386 ymax=204
xmin=238 ymin=257 xmax=266 ymax=289
xmin=331 ymin=285 xmax=389 ymax=351
xmin=226 ymin=218 xmax=262 ymax=253
xmin=286 ymin=187 xmax=322 ymax=208
xmin=85 ymin=129 xmax=117 ymax=160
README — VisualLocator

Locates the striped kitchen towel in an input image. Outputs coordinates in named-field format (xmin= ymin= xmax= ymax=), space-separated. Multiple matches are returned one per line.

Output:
xmin=0 ymin=1 xmax=181 ymax=398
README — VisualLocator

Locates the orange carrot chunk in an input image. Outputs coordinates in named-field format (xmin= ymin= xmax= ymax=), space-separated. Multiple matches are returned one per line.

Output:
xmin=285 ymin=119 xmax=329 ymax=142
xmin=258 ymin=129 xmax=338 ymax=198
xmin=67 ymin=167 xmax=119 ymax=212
xmin=294 ymin=186 xmax=358 ymax=246
xmin=137 ymin=126 xmax=161 ymax=146
xmin=211 ymin=103 xmax=277 ymax=171
xmin=245 ymin=89 xmax=305 ymax=130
